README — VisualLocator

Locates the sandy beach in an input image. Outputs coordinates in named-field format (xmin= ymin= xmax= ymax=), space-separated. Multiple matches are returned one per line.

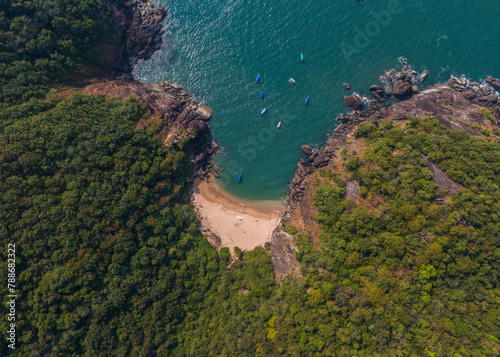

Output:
xmin=192 ymin=177 xmax=285 ymax=251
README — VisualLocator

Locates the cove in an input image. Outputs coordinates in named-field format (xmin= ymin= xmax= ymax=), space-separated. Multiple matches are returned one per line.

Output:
xmin=133 ymin=0 xmax=500 ymax=200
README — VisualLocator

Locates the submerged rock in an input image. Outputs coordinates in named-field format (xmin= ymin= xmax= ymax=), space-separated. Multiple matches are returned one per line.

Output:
xmin=343 ymin=83 xmax=352 ymax=91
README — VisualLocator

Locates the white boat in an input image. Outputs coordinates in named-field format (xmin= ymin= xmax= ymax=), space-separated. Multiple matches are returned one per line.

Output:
xmin=288 ymin=78 xmax=297 ymax=85
xmin=277 ymin=121 xmax=282 ymax=128
xmin=260 ymin=108 xmax=267 ymax=116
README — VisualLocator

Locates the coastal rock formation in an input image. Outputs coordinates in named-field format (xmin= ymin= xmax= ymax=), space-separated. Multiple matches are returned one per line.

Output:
xmin=343 ymin=83 xmax=352 ymax=91
xmin=284 ymin=78 xmax=500 ymax=257
xmin=419 ymin=69 xmax=429 ymax=83
xmin=369 ymin=85 xmax=386 ymax=102
xmin=300 ymin=144 xmax=313 ymax=156
xmin=59 ymin=78 xmax=216 ymax=179
xmin=126 ymin=0 xmax=167 ymax=62
xmin=344 ymin=94 xmax=363 ymax=110
xmin=100 ymin=0 xmax=167 ymax=76
xmin=393 ymin=75 xmax=412 ymax=98
xmin=485 ymin=75 xmax=500 ymax=91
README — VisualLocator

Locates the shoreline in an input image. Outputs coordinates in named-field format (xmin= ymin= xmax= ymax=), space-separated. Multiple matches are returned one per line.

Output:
xmin=191 ymin=177 xmax=285 ymax=251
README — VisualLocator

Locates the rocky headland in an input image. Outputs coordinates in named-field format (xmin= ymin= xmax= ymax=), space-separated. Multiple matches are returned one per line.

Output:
xmin=276 ymin=64 xmax=500 ymax=278
xmin=61 ymin=0 xmax=219 ymax=180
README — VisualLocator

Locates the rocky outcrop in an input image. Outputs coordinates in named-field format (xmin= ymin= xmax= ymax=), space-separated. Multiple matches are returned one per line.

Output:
xmin=419 ymin=69 xmax=429 ymax=83
xmin=393 ymin=73 xmax=413 ymax=98
xmin=344 ymin=94 xmax=363 ymax=110
xmin=369 ymin=85 xmax=386 ymax=102
xmin=343 ymin=83 xmax=351 ymax=91
xmin=97 ymin=0 xmax=167 ymax=77
xmin=126 ymin=0 xmax=167 ymax=62
xmin=286 ymin=74 xmax=500 ymax=225
xmin=59 ymin=78 xmax=217 ymax=179
xmin=300 ymin=145 xmax=313 ymax=156
xmin=485 ymin=76 xmax=500 ymax=91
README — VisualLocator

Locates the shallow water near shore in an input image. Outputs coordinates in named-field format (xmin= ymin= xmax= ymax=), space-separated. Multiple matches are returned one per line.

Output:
xmin=134 ymin=0 xmax=500 ymax=200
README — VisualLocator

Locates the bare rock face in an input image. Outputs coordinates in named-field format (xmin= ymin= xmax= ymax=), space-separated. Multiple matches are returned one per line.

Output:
xmin=370 ymin=85 xmax=386 ymax=102
xmin=425 ymin=160 xmax=463 ymax=195
xmin=344 ymin=95 xmax=363 ymax=110
xmin=345 ymin=181 xmax=360 ymax=200
xmin=101 ymin=0 xmax=168 ymax=75
xmin=270 ymin=230 xmax=299 ymax=279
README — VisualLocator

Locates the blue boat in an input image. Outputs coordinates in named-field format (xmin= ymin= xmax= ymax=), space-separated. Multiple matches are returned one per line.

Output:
xmin=256 ymin=73 xmax=261 ymax=83
xmin=305 ymin=96 xmax=310 ymax=105
xmin=260 ymin=91 xmax=265 ymax=99
xmin=238 ymin=173 xmax=242 ymax=183
xmin=260 ymin=108 xmax=267 ymax=116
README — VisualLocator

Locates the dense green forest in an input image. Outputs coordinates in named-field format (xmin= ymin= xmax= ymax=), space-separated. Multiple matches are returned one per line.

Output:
xmin=0 ymin=0 xmax=104 ymax=104
xmin=1 ymin=0 xmax=499 ymax=356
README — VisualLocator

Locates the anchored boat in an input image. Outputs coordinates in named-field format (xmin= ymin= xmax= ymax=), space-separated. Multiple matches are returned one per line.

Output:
xmin=256 ymin=73 xmax=261 ymax=83
xmin=260 ymin=108 xmax=267 ymax=116
xmin=288 ymin=78 xmax=297 ymax=85
xmin=305 ymin=96 xmax=310 ymax=104
xmin=277 ymin=121 xmax=282 ymax=128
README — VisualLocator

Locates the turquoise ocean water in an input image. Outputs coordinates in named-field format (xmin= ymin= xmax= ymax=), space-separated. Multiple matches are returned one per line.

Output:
xmin=133 ymin=0 xmax=500 ymax=200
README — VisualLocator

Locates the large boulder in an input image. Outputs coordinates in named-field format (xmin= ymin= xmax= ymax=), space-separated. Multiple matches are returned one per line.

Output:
xmin=419 ymin=69 xmax=429 ymax=83
xmin=196 ymin=105 xmax=213 ymax=120
xmin=369 ymin=85 xmax=385 ymax=92
xmin=343 ymin=83 xmax=351 ymax=91
xmin=370 ymin=85 xmax=386 ymax=102
xmin=393 ymin=79 xmax=412 ymax=98
xmin=300 ymin=145 xmax=313 ymax=156
xmin=485 ymin=76 xmax=500 ymax=91
xmin=188 ymin=119 xmax=208 ymax=132
xmin=372 ymin=91 xmax=385 ymax=102
xmin=313 ymin=153 xmax=330 ymax=168
xmin=463 ymin=91 xmax=478 ymax=101
xmin=477 ymin=94 xmax=498 ymax=104
xmin=344 ymin=95 xmax=363 ymax=110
